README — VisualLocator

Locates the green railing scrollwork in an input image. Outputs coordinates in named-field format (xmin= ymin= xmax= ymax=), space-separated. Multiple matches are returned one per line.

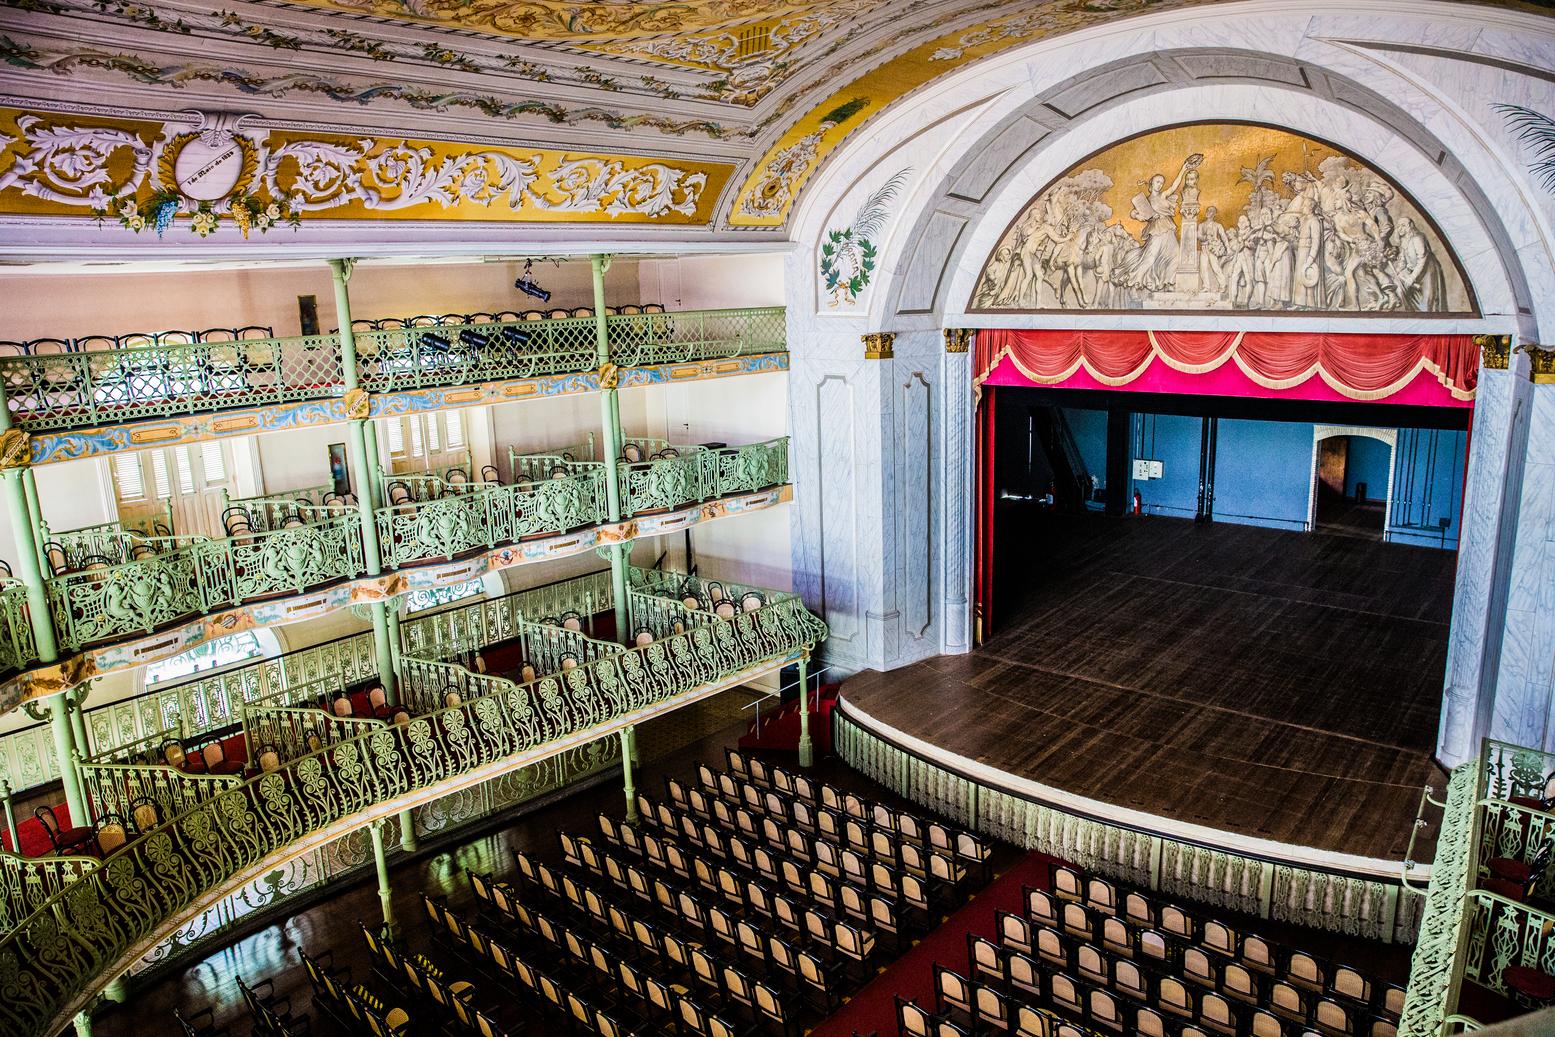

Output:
xmin=1399 ymin=764 xmax=1484 ymax=1037
xmin=77 ymin=761 xmax=242 ymax=830
xmin=604 ymin=307 xmax=787 ymax=367
xmin=0 ymin=851 xmax=97 ymax=937
xmin=0 ymin=588 xmax=825 ymax=1037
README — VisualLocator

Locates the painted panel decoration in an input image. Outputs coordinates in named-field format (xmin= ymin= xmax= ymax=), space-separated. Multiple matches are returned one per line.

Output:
xmin=820 ymin=167 xmax=911 ymax=310
xmin=0 ymin=106 xmax=735 ymax=236
xmin=970 ymin=123 xmax=1474 ymax=315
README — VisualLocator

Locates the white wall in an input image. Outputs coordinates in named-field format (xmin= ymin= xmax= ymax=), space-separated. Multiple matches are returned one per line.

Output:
xmin=1 ymin=258 xmax=640 ymax=342
xmin=638 ymin=253 xmax=786 ymax=310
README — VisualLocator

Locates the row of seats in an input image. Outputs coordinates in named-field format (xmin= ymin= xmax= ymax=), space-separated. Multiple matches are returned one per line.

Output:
xmin=980 ymin=924 xmax=1397 ymax=1037
xmin=299 ymin=949 xmax=412 ymax=1037
xmin=1043 ymin=866 xmax=1403 ymax=1019
xmin=442 ymin=879 xmax=750 ymax=1036
xmin=705 ymin=752 xmax=995 ymax=876
xmin=557 ymin=822 xmax=886 ymax=975
xmin=238 ymin=975 xmax=312 ymax=1037
xmin=638 ymin=787 xmax=968 ymax=912
xmin=357 ymin=924 xmax=515 ymax=1037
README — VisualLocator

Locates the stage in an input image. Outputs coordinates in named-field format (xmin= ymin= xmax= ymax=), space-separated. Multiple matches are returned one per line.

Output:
xmin=841 ymin=514 xmax=1450 ymax=880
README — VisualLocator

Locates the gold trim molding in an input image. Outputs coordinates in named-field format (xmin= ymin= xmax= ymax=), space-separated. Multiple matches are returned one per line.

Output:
xmin=0 ymin=430 xmax=32 ymax=470
xmin=945 ymin=329 xmax=972 ymax=354
xmin=1518 ymin=343 xmax=1555 ymax=384
xmin=863 ymin=332 xmax=895 ymax=360
xmin=1476 ymin=334 xmax=1511 ymax=371
xmin=598 ymin=362 xmax=620 ymax=390
xmin=342 ymin=388 xmax=372 ymax=421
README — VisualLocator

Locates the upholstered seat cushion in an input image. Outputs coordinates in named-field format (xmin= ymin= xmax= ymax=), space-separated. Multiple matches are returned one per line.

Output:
xmin=1489 ymin=857 xmax=1534 ymax=883
xmin=1504 ymin=966 xmax=1555 ymax=1003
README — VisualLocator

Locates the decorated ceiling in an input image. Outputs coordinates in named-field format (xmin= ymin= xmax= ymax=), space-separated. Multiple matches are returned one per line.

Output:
xmin=0 ymin=0 xmax=1546 ymax=244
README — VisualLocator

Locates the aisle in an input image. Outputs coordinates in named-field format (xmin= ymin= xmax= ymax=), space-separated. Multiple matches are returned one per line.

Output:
xmin=809 ymin=850 xmax=1056 ymax=1037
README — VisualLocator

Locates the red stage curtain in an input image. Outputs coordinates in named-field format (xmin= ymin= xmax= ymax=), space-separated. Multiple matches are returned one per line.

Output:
xmin=975 ymin=329 xmax=1478 ymax=401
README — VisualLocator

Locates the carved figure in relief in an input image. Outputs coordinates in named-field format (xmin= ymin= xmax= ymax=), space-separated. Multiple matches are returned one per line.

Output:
xmin=972 ymin=128 xmax=1468 ymax=313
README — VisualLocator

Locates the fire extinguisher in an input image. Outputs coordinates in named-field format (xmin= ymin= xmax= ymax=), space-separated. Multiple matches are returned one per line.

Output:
xmin=1133 ymin=489 xmax=1143 ymax=516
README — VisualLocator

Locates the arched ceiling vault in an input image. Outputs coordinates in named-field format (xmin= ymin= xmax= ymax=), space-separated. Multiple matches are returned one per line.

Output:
xmin=0 ymin=0 xmax=1550 ymax=257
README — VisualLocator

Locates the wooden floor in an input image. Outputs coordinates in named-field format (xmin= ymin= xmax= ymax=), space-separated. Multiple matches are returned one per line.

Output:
xmin=845 ymin=512 xmax=1453 ymax=860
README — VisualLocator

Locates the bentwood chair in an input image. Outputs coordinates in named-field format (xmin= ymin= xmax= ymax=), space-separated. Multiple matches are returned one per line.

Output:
xmin=34 ymin=803 xmax=96 ymax=856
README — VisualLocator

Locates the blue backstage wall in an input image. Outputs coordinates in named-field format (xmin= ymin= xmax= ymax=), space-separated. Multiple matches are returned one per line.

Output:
xmin=1058 ymin=406 xmax=1466 ymax=549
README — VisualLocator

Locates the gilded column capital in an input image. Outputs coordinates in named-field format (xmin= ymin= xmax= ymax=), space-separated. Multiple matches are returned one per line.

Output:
xmin=598 ymin=362 xmax=620 ymax=390
xmin=944 ymin=329 xmax=973 ymax=354
xmin=0 ymin=429 xmax=31 ymax=470
xmin=342 ymin=387 xmax=372 ymax=421
xmin=1517 ymin=343 xmax=1555 ymax=384
xmin=862 ymin=332 xmax=895 ymax=360
xmin=1475 ymin=334 xmax=1511 ymax=371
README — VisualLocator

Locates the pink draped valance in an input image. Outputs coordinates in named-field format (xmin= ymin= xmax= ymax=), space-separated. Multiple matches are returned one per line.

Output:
xmin=975 ymin=329 xmax=1479 ymax=402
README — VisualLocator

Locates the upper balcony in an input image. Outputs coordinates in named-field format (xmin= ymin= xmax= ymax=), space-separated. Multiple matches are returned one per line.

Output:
xmin=0 ymin=306 xmax=787 ymax=448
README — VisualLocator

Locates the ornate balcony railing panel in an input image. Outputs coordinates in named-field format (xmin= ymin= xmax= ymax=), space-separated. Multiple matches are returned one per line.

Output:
xmin=244 ymin=705 xmax=384 ymax=765
xmin=0 ymin=587 xmax=824 ymax=1037
xmin=49 ymin=519 xmax=368 ymax=651
xmin=398 ymin=570 xmax=614 ymax=662
xmin=508 ymin=438 xmax=596 ymax=483
xmin=129 ymin=738 xmax=616 ymax=981
xmin=716 ymin=437 xmax=790 ymax=496
xmin=77 ymin=762 xmax=241 ymax=830
xmin=82 ymin=726 xmax=181 ymax=769
xmin=626 ymin=589 xmax=716 ymax=642
xmin=0 ymin=852 xmax=97 ymax=937
xmin=221 ymin=485 xmax=351 ymax=532
xmin=1 ymin=333 xmax=345 ymax=432
xmin=0 ymin=583 xmax=36 ymax=678
xmin=2 ymin=308 xmax=786 ymax=437
xmin=1463 ymin=890 xmax=1555 ymax=999
xmin=375 ymin=470 xmax=609 ymax=569
xmin=357 ymin=318 xmax=598 ymax=394
xmin=1399 ymin=765 xmax=1491 ymax=1037
xmin=236 ymin=677 xmax=346 ymax=753
xmin=605 ymin=308 xmax=787 ymax=367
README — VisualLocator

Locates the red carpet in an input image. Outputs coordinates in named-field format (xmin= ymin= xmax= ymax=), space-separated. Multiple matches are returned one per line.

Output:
xmin=810 ymin=850 xmax=1058 ymax=1037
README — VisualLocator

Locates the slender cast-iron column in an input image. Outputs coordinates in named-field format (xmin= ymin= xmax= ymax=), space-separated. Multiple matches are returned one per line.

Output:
xmin=20 ymin=468 xmax=46 ymax=572
xmin=329 ymin=259 xmax=398 ymax=704
xmin=620 ymin=726 xmax=637 ymax=822
xmin=590 ymin=255 xmax=631 ymax=640
xmin=797 ymin=650 xmax=814 ymax=768
xmin=369 ymin=818 xmax=395 ymax=934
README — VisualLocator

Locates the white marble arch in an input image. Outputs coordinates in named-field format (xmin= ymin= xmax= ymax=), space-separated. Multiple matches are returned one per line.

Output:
xmin=1305 ymin=426 xmax=1399 ymax=535
xmin=783 ymin=8 xmax=1555 ymax=764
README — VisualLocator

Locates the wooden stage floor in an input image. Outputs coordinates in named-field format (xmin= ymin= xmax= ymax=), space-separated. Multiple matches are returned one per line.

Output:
xmin=843 ymin=513 xmax=1452 ymax=861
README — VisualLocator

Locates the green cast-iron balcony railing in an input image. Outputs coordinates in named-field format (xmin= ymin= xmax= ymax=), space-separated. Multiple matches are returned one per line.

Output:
xmin=0 ymin=585 xmax=825 ymax=1037
xmin=37 ymin=437 xmax=787 ymax=653
xmin=0 ymin=307 xmax=787 ymax=435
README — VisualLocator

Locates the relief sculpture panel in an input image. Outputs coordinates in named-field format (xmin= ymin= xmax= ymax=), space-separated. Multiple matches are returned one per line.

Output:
xmin=970 ymin=123 xmax=1474 ymax=315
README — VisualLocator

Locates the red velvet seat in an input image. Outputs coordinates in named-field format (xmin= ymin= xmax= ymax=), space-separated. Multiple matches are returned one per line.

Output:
xmin=1504 ymin=965 xmax=1555 ymax=1007
xmin=201 ymin=741 xmax=244 ymax=776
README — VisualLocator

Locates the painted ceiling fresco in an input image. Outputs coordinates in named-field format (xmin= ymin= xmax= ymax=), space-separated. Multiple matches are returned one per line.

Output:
xmin=0 ymin=0 xmax=1546 ymax=237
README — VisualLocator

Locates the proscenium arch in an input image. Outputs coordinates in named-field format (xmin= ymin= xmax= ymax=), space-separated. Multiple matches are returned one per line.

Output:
xmin=851 ymin=45 xmax=1544 ymax=334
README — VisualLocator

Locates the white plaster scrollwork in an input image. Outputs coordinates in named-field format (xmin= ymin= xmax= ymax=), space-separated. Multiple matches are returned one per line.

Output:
xmin=0 ymin=116 xmax=154 ymax=207
xmin=262 ymin=140 xmax=706 ymax=218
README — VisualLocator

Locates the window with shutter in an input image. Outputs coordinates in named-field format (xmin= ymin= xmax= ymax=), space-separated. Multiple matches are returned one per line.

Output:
xmin=151 ymin=451 xmax=172 ymax=499
xmin=175 ymin=448 xmax=195 ymax=495
xmin=445 ymin=411 xmax=465 ymax=450
xmin=201 ymin=442 xmax=226 ymax=484
xmin=113 ymin=454 xmax=145 ymax=500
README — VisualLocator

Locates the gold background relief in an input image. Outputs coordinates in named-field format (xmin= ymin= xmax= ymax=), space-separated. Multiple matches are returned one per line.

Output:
xmin=970 ymin=122 xmax=1474 ymax=315
xmin=0 ymin=108 xmax=734 ymax=226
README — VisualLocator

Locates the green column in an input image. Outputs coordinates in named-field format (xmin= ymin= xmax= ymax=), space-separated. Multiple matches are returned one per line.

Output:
xmin=73 ymin=1010 xmax=92 ymax=1037
xmin=590 ymin=255 xmax=631 ymax=640
xmin=330 ymin=259 xmax=396 ymax=703
xmin=369 ymin=818 xmax=395 ymax=935
xmin=68 ymin=686 xmax=90 ymax=763
xmin=47 ymin=693 xmax=85 ymax=824
xmin=620 ymin=726 xmax=638 ymax=822
xmin=0 ymin=779 xmax=18 ymax=852
xmin=1 ymin=471 xmax=56 ymax=662
xmin=797 ymin=651 xmax=814 ymax=769
xmin=20 ymin=468 xmax=46 ymax=573
xmin=399 ymin=808 xmax=418 ymax=853
xmin=363 ymin=418 xmax=384 ymax=508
